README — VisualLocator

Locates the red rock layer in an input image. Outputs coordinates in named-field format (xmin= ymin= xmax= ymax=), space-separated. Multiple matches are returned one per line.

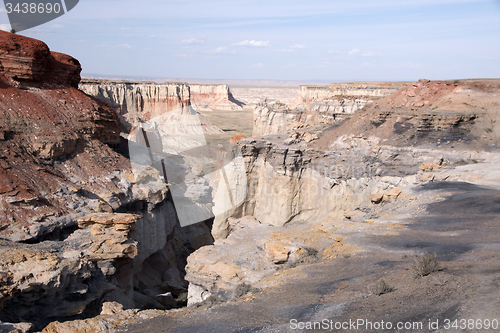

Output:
xmin=0 ymin=31 xmax=124 ymax=240
xmin=0 ymin=31 xmax=81 ymax=87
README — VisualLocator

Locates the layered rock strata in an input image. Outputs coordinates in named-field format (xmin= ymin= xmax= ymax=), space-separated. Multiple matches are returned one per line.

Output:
xmin=253 ymin=82 xmax=405 ymax=137
xmin=79 ymin=80 xmax=243 ymax=132
xmin=311 ymin=79 xmax=500 ymax=149
xmin=190 ymin=84 xmax=244 ymax=111
xmin=0 ymin=31 xmax=213 ymax=330
xmin=252 ymin=101 xmax=345 ymax=137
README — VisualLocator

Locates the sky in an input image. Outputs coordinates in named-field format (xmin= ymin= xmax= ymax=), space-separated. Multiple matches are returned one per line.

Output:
xmin=0 ymin=0 xmax=499 ymax=81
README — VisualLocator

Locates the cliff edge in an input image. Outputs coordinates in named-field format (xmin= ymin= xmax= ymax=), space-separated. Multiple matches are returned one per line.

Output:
xmin=0 ymin=31 xmax=213 ymax=331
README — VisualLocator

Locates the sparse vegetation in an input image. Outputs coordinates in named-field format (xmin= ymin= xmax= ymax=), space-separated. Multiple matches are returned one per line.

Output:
xmin=196 ymin=293 xmax=225 ymax=307
xmin=412 ymin=253 xmax=439 ymax=278
xmin=304 ymin=247 xmax=319 ymax=257
xmin=486 ymin=128 xmax=493 ymax=133
xmin=341 ymin=253 xmax=350 ymax=259
xmin=371 ymin=279 xmax=394 ymax=296
xmin=175 ymin=292 xmax=188 ymax=303
xmin=10 ymin=29 xmax=16 ymax=34
xmin=234 ymin=283 xmax=259 ymax=298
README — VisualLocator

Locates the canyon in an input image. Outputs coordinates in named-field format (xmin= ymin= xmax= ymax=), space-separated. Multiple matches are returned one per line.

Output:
xmin=0 ymin=31 xmax=500 ymax=333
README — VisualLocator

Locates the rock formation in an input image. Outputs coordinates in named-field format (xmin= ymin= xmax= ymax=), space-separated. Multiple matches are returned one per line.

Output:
xmin=0 ymin=31 xmax=213 ymax=331
xmin=3 ymin=30 xmax=500 ymax=332
xmin=0 ymin=33 xmax=81 ymax=88
xmin=253 ymin=82 xmax=405 ymax=137
xmin=183 ymin=79 xmax=500 ymax=305
xmin=0 ymin=213 xmax=139 ymax=328
xmin=79 ymin=80 xmax=244 ymax=132
xmin=190 ymin=84 xmax=244 ymax=111
xmin=311 ymin=79 xmax=500 ymax=149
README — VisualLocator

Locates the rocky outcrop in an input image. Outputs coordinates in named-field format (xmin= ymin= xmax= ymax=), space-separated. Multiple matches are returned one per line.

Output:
xmin=190 ymin=84 xmax=244 ymax=111
xmin=312 ymin=79 xmax=500 ymax=149
xmin=252 ymin=101 xmax=346 ymax=137
xmin=79 ymin=80 xmax=191 ymax=131
xmin=185 ymin=130 xmax=486 ymax=303
xmin=0 ymin=31 xmax=213 ymax=330
xmin=0 ymin=31 xmax=81 ymax=88
xmin=0 ymin=213 xmax=139 ymax=329
xmin=79 ymin=80 xmax=244 ymax=132
xmin=253 ymin=82 xmax=405 ymax=136
xmin=236 ymin=136 xmax=413 ymax=226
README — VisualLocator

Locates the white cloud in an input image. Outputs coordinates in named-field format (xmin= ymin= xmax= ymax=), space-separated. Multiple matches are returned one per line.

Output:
xmin=348 ymin=48 xmax=360 ymax=55
xmin=253 ymin=62 xmax=264 ymax=68
xmin=215 ymin=46 xmax=227 ymax=53
xmin=276 ymin=44 xmax=305 ymax=53
xmin=51 ymin=24 xmax=64 ymax=29
xmin=180 ymin=38 xmax=206 ymax=45
xmin=120 ymin=27 xmax=131 ymax=31
xmin=233 ymin=40 xmax=271 ymax=47
xmin=207 ymin=46 xmax=235 ymax=54
xmin=0 ymin=24 xmax=10 ymax=31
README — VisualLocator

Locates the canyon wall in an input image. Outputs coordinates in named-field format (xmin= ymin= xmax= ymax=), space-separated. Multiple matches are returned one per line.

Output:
xmin=0 ymin=31 xmax=213 ymax=330
xmin=184 ymin=132 xmax=478 ymax=303
xmin=252 ymin=101 xmax=350 ymax=137
xmin=295 ymin=82 xmax=403 ymax=105
xmin=80 ymin=80 xmax=243 ymax=131
xmin=79 ymin=80 xmax=191 ymax=131
xmin=253 ymin=82 xmax=405 ymax=137
xmin=190 ymin=84 xmax=244 ymax=111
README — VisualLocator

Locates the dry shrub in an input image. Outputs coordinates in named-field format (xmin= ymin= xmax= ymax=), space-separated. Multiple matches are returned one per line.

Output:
xmin=412 ymin=253 xmax=439 ymax=278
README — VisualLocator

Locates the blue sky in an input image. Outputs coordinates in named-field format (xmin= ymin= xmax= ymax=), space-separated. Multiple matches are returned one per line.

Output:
xmin=1 ymin=0 xmax=499 ymax=81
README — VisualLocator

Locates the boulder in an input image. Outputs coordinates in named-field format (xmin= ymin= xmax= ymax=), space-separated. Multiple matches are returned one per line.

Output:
xmin=383 ymin=188 xmax=402 ymax=202
xmin=369 ymin=193 xmax=384 ymax=204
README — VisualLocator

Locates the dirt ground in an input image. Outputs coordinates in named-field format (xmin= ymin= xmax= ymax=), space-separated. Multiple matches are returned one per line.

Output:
xmin=201 ymin=109 xmax=254 ymax=144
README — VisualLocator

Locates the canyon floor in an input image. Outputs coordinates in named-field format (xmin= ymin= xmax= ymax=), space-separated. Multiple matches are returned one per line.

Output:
xmin=201 ymin=109 xmax=254 ymax=143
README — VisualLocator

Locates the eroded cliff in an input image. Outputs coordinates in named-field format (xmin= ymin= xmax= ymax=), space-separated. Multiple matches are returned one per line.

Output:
xmin=253 ymin=82 xmax=405 ymax=137
xmin=0 ymin=31 xmax=213 ymax=331
xmin=79 ymin=80 xmax=244 ymax=132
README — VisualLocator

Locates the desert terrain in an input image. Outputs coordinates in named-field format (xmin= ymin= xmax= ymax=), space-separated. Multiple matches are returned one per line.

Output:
xmin=0 ymin=31 xmax=500 ymax=333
